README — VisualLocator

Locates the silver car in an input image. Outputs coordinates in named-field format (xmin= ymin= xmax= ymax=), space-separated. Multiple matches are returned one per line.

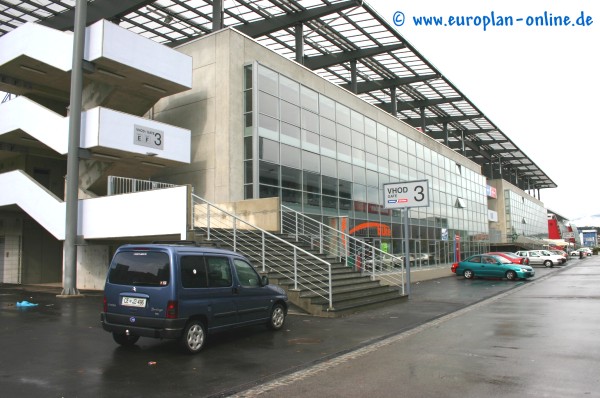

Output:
xmin=514 ymin=250 xmax=563 ymax=267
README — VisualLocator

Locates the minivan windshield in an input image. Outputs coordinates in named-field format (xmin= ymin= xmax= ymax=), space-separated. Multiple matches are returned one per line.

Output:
xmin=108 ymin=251 xmax=170 ymax=286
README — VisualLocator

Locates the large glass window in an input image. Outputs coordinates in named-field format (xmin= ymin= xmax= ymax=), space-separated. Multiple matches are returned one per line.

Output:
xmin=253 ymin=64 xmax=489 ymax=260
xmin=281 ymin=101 xmax=300 ymax=126
xmin=281 ymin=122 xmax=300 ymax=147
xmin=337 ymin=142 xmax=352 ymax=163
xmin=281 ymin=144 xmax=301 ymax=168
xmin=302 ymin=130 xmax=320 ymax=153
xmin=302 ymin=150 xmax=320 ymax=173
xmin=281 ymin=166 xmax=301 ymax=189
xmin=258 ymin=66 xmax=278 ymax=95
xmin=279 ymin=75 xmax=299 ymax=104
xmin=300 ymin=86 xmax=319 ymax=112
xmin=319 ymin=95 xmax=335 ymax=120
xmin=259 ymin=138 xmax=279 ymax=163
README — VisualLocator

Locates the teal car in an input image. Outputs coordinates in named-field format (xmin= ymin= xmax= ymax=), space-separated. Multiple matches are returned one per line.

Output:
xmin=451 ymin=254 xmax=535 ymax=281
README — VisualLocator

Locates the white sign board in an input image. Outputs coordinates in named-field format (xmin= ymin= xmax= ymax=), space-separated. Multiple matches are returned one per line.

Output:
xmin=383 ymin=180 xmax=430 ymax=209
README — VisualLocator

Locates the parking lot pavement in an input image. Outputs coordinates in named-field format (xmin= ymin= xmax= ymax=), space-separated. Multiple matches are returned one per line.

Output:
xmin=0 ymin=262 xmax=572 ymax=398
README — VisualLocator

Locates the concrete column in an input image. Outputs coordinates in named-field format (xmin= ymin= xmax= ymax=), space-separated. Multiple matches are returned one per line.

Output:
xmin=350 ymin=59 xmax=357 ymax=94
xmin=212 ymin=0 xmax=223 ymax=32
xmin=295 ymin=23 xmax=303 ymax=64
xmin=61 ymin=0 xmax=87 ymax=297
xmin=443 ymin=122 xmax=448 ymax=146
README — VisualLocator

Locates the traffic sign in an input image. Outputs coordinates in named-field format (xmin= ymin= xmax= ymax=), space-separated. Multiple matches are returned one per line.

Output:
xmin=383 ymin=180 xmax=430 ymax=209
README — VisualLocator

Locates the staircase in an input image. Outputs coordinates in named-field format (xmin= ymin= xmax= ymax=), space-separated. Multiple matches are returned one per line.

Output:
xmin=191 ymin=196 xmax=407 ymax=317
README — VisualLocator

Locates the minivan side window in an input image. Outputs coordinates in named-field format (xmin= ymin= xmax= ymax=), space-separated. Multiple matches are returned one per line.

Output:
xmin=181 ymin=255 xmax=232 ymax=288
xmin=206 ymin=256 xmax=232 ymax=287
xmin=233 ymin=259 xmax=261 ymax=287
xmin=180 ymin=256 xmax=208 ymax=288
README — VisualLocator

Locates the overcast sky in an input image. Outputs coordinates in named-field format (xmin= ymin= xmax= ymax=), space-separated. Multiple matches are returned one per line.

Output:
xmin=369 ymin=0 xmax=599 ymax=227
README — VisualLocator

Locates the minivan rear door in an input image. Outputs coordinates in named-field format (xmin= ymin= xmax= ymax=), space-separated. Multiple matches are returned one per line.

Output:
xmin=106 ymin=249 xmax=173 ymax=320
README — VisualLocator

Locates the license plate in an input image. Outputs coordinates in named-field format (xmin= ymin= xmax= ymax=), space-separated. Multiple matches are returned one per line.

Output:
xmin=121 ymin=297 xmax=147 ymax=308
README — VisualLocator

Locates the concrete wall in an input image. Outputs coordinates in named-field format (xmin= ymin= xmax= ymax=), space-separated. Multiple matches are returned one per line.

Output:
xmin=21 ymin=217 xmax=62 ymax=284
xmin=76 ymin=244 xmax=110 ymax=290
xmin=217 ymin=197 xmax=280 ymax=232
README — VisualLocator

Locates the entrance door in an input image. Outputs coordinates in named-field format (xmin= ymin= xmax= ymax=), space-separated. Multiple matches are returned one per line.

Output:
xmin=438 ymin=241 xmax=452 ymax=265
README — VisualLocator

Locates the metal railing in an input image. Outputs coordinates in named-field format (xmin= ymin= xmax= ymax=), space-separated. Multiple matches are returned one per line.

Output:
xmin=280 ymin=205 xmax=406 ymax=295
xmin=192 ymin=195 xmax=334 ymax=310
xmin=107 ymin=176 xmax=177 ymax=195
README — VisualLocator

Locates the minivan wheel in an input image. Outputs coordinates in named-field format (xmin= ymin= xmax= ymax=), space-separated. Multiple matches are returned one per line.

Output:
xmin=180 ymin=320 xmax=206 ymax=354
xmin=112 ymin=332 xmax=140 ymax=346
xmin=463 ymin=269 xmax=474 ymax=279
xmin=267 ymin=303 xmax=286 ymax=330
xmin=506 ymin=270 xmax=517 ymax=281
xmin=543 ymin=260 xmax=553 ymax=268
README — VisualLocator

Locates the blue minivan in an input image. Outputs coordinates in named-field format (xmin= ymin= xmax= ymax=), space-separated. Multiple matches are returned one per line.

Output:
xmin=101 ymin=243 xmax=288 ymax=354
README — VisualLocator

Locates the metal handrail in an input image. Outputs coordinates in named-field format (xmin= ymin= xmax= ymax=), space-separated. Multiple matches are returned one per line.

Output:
xmin=280 ymin=205 xmax=406 ymax=294
xmin=192 ymin=195 xmax=334 ymax=310
xmin=107 ymin=176 xmax=177 ymax=196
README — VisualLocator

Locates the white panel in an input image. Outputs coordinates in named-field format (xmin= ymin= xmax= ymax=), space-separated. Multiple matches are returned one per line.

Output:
xmin=0 ymin=99 xmax=190 ymax=163
xmin=86 ymin=20 xmax=192 ymax=89
xmin=0 ymin=171 xmax=189 ymax=241
xmin=80 ymin=186 xmax=188 ymax=239
xmin=0 ymin=171 xmax=65 ymax=240
xmin=0 ymin=22 xmax=72 ymax=70
xmin=92 ymin=108 xmax=191 ymax=163
xmin=81 ymin=108 xmax=100 ymax=148
xmin=0 ymin=97 xmax=69 ymax=154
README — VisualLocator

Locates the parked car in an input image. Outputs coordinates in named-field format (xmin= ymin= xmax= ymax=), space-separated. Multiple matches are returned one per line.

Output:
xmin=451 ymin=254 xmax=535 ymax=281
xmin=486 ymin=251 xmax=530 ymax=265
xmin=548 ymin=250 xmax=569 ymax=262
xmin=539 ymin=249 xmax=567 ymax=264
xmin=515 ymin=250 xmax=564 ymax=267
xmin=413 ymin=253 xmax=431 ymax=265
xmin=101 ymin=243 xmax=288 ymax=354
xmin=570 ymin=248 xmax=592 ymax=257
xmin=364 ymin=254 xmax=403 ymax=270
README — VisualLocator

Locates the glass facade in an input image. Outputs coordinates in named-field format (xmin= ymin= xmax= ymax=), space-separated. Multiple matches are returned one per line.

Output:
xmin=504 ymin=190 xmax=548 ymax=239
xmin=244 ymin=64 xmax=490 ymax=263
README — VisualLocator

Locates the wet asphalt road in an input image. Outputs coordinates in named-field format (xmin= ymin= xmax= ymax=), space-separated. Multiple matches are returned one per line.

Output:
xmin=0 ymin=258 xmax=588 ymax=398
xmin=236 ymin=257 xmax=600 ymax=398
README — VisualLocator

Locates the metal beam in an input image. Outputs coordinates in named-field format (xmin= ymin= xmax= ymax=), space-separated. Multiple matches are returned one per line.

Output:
xmin=39 ymin=0 xmax=154 ymax=30
xmin=402 ymin=114 xmax=483 ymax=128
xmin=440 ymin=131 xmax=494 ymax=162
xmin=393 ymin=96 xmax=463 ymax=111
xmin=486 ymin=148 xmax=520 ymax=156
xmin=234 ymin=0 xmax=362 ymax=38
xmin=376 ymin=97 xmax=464 ymax=113
xmin=341 ymin=73 xmax=438 ymax=94
xmin=303 ymin=43 xmax=405 ymax=70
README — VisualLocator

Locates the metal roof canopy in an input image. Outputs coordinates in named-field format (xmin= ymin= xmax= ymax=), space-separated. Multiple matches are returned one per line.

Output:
xmin=0 ymin=0 xmax=556 ymax=191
